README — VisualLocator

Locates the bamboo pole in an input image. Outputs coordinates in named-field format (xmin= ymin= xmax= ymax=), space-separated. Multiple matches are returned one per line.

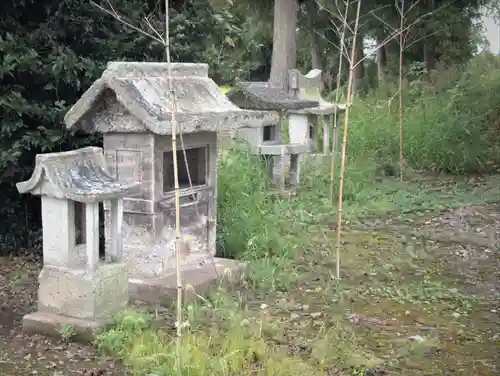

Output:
xmin=329 ymin=0 xmax=350 ymax=208
xmin=334 ymin=0 xmax=362 ymax=280
xmin=89 ymin=1 xmax=185 ymax=348
xmin=164 ymin=0 xmax=183 ymax=363
xmin=398 ymin=0 xmax=405 ymax=182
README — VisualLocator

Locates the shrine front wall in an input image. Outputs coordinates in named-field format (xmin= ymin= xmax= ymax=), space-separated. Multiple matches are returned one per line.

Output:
xmin=103 ymin=131 xmax=219 ymax=278
xmin=103 ymin=132 xmax=155 ymax=214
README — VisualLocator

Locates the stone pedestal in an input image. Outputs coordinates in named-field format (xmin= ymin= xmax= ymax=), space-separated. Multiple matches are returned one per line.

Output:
xmin=24 ymin=263 xmax=128 ymax=341
xmin=128 ymin=257 xmax=246 ymax=305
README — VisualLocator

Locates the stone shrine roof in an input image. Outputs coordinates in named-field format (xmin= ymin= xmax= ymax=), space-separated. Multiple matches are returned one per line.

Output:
xmin=226 ymin=82 xmax=319 ymax=111
xmin=288 ymin=69 xmax=346 ymax=115
xmin=17 ymin=147 xmax=140 ymax=203
xmin=64 ymin=62 xmax=278 ymax=135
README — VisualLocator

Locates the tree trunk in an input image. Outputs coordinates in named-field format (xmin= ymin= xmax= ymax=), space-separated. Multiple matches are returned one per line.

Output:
xmin=305 ymin=0 xmax=323 ymax=71
xmin=376 ymin=36 xmax=387 ymax=85
xmin=423 ymin=41 xmax=436 ymax=71
xmin=423 ymin=0 xmax=436 ymax=71
xmin=305 ymin=0 xmax=325 ymax=90
xmin=269 ymin=0 xmax=299 ymax=92
xmin=352 ymin=34 xmax=364 ymax=94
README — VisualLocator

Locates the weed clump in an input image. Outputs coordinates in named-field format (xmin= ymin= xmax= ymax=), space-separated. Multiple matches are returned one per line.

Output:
xmin=348 ymin=53 xmax=500 ymax=174
xmin=95 ymin=294 xmax=323 ymax=376
xmin=216 ymin=150 xmax=289 ymax=260
xmin=216 ymin=150 xmax=375 ymax=263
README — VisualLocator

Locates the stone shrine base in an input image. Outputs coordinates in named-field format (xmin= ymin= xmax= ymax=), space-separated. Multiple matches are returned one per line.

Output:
xmin=22 ymin=258 xmax=245 ymax=343
xmin=23 ymin=263 xmax=129 ymax=342
xmin=22 ymin=311 xmax=106 ymax=342
xmin=129 ymin=257 xmax=246 ymax=305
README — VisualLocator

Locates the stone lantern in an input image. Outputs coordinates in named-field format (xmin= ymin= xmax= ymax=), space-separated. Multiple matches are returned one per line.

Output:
xmin=288 ymin=69 xmax=346 ymax=155
xmin=227 ymin=81 xmax=318 ymax=189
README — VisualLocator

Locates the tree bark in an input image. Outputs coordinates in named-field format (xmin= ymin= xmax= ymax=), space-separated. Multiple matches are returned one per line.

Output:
xmin=352 ymin=34 xmax=364 ymax=93
xmin=269 ymin=0 xmax=299 ymax=92
xmin=305 ymin=0 xmax=323 ymax=70
xmin=423 ymin=0 xmax=436 ymax=71
xmin=376 ymin=36 xmax=387 ymax=85
xmin=423 ymin=41 xmax=436 ymax=71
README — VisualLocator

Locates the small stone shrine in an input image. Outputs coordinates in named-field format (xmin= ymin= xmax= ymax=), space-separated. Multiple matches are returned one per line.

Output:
xmin=227 ymin=81 xmax=318 ymax=189
xmin=288 ymin=69 xmax=346 ymax=155
xmin=17 ymin=147 xmax=140 ymax=339
xmin=64 ymin=62 xmax=277 ymax=300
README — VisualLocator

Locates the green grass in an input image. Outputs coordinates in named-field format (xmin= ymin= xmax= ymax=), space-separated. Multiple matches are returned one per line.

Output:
xmin=95 ymin=55 xmax=500 ymax=375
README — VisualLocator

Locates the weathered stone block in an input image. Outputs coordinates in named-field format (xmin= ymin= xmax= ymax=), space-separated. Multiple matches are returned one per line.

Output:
xmin=38 ymin=264 xmax=128 ymax=321
xmin=128 ymin=257 xmax=246 ymax=305
xmin=22 ymin=312 xmax=104 ymax=343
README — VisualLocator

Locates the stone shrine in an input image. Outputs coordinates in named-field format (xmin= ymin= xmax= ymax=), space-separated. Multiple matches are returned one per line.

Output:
xmin=64 ymin=62 xmax=278 ymax=300
xmin=227 ymin=82 xmax=317 ymax=189
xmin=17 ymin=147 xmax=139 ymax=340
xmin=288 ymin=69 xmax=346 ymax=155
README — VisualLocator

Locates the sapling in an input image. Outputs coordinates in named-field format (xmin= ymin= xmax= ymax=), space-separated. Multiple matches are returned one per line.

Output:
xmin=322 ymin=0 xmax=406 ymax=279
xmin=329 ymin=0 xmax=350 ymax=209
xmin=90 ymin=0 xmax=189 ymax=366
xmin=163 ymin=1 xmax=184 ymax=357
xmin=334 ymin=0 xmax=362 ymax=280
xmin=369 ymin=0 xmax=448 ymax=181
xmin=328 ymin=0 xmax=442 ymax=278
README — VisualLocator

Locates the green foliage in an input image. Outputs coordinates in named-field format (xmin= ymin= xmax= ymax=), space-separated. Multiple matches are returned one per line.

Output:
xmin=216 ymin=151 xmax=297 ymax=260
xmin=216 ymin=149 xmax=377 ymax=263
xmin=0 ymin=0 xmax=151 ymax=251
xmin=347 ymin=53 xmax=500 ymax=174
xmin=95 ymin=300 xmax=323 ymax=376
xmin=172 ymin=0 xmax=272 ymax=83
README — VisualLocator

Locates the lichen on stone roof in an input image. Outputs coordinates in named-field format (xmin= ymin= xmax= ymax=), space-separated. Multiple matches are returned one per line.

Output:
xmin=226 ymin=81 xmax=319 ymax=111
xmin=17 ymin=147 xmax=140 ymax=203
xmin=64 ymin=62 xmax=278 ymax=135
xmin=288 ymin=69 xmax=346 ymax=116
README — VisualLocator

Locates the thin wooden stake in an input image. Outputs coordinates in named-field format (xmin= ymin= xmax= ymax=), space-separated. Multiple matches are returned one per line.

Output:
xmin=398 ymin=0 xmax=405 ymax=182
xmin=164 ymin=0 xmax=183 ymax=365
xmin=329 ymin=0 xmax=351 ymax=208
xmin=335 ymin=0 xmax=362 ymax=280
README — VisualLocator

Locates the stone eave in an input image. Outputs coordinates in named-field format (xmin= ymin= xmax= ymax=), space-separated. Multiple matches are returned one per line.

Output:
xmin=288 ymin=103 xmax=347 ymax=116
xmin=17 ymin=147 xmax=140 ymax=204
xmin=227 ymin=82 xmax=319 ymax=111
xmin=64 ymin=63 xmax=280 ymax=135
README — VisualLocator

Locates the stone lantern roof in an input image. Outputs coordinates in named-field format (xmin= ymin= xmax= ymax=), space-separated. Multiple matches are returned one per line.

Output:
xmin=16 ymin=147 xmax=140 ymax=203
xmin=287 ymin=69 xmax=346 ymax=115
xmin=226 ymin=81 xmax=319 ymax=111
xmin=64 ymin=62 xmax=278 ymax=135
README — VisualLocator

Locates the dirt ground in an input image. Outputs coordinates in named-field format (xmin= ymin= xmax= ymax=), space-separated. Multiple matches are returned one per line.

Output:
xmin=0 ymin=253 xmax=123 ymax=376
xmin=234 ymin=203 xmax=498 ymax=375
xmin=0 ymin=200 xmax=498 ymax=375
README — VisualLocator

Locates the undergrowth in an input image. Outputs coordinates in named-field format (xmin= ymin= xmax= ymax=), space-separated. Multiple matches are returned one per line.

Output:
xmin=347 ymin=53 xmax=500 ymax=174
xmin=95 ymin=290 xmax=380 ymax=376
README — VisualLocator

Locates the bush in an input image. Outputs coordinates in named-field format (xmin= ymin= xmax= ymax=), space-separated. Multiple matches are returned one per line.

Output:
xmin=347 ymin=53 xmax=500 ymax=174
xmin=216 ymin=149 xmax=376 ymax=262
xmin=216 ymin=150 xmax=298 ymax=260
